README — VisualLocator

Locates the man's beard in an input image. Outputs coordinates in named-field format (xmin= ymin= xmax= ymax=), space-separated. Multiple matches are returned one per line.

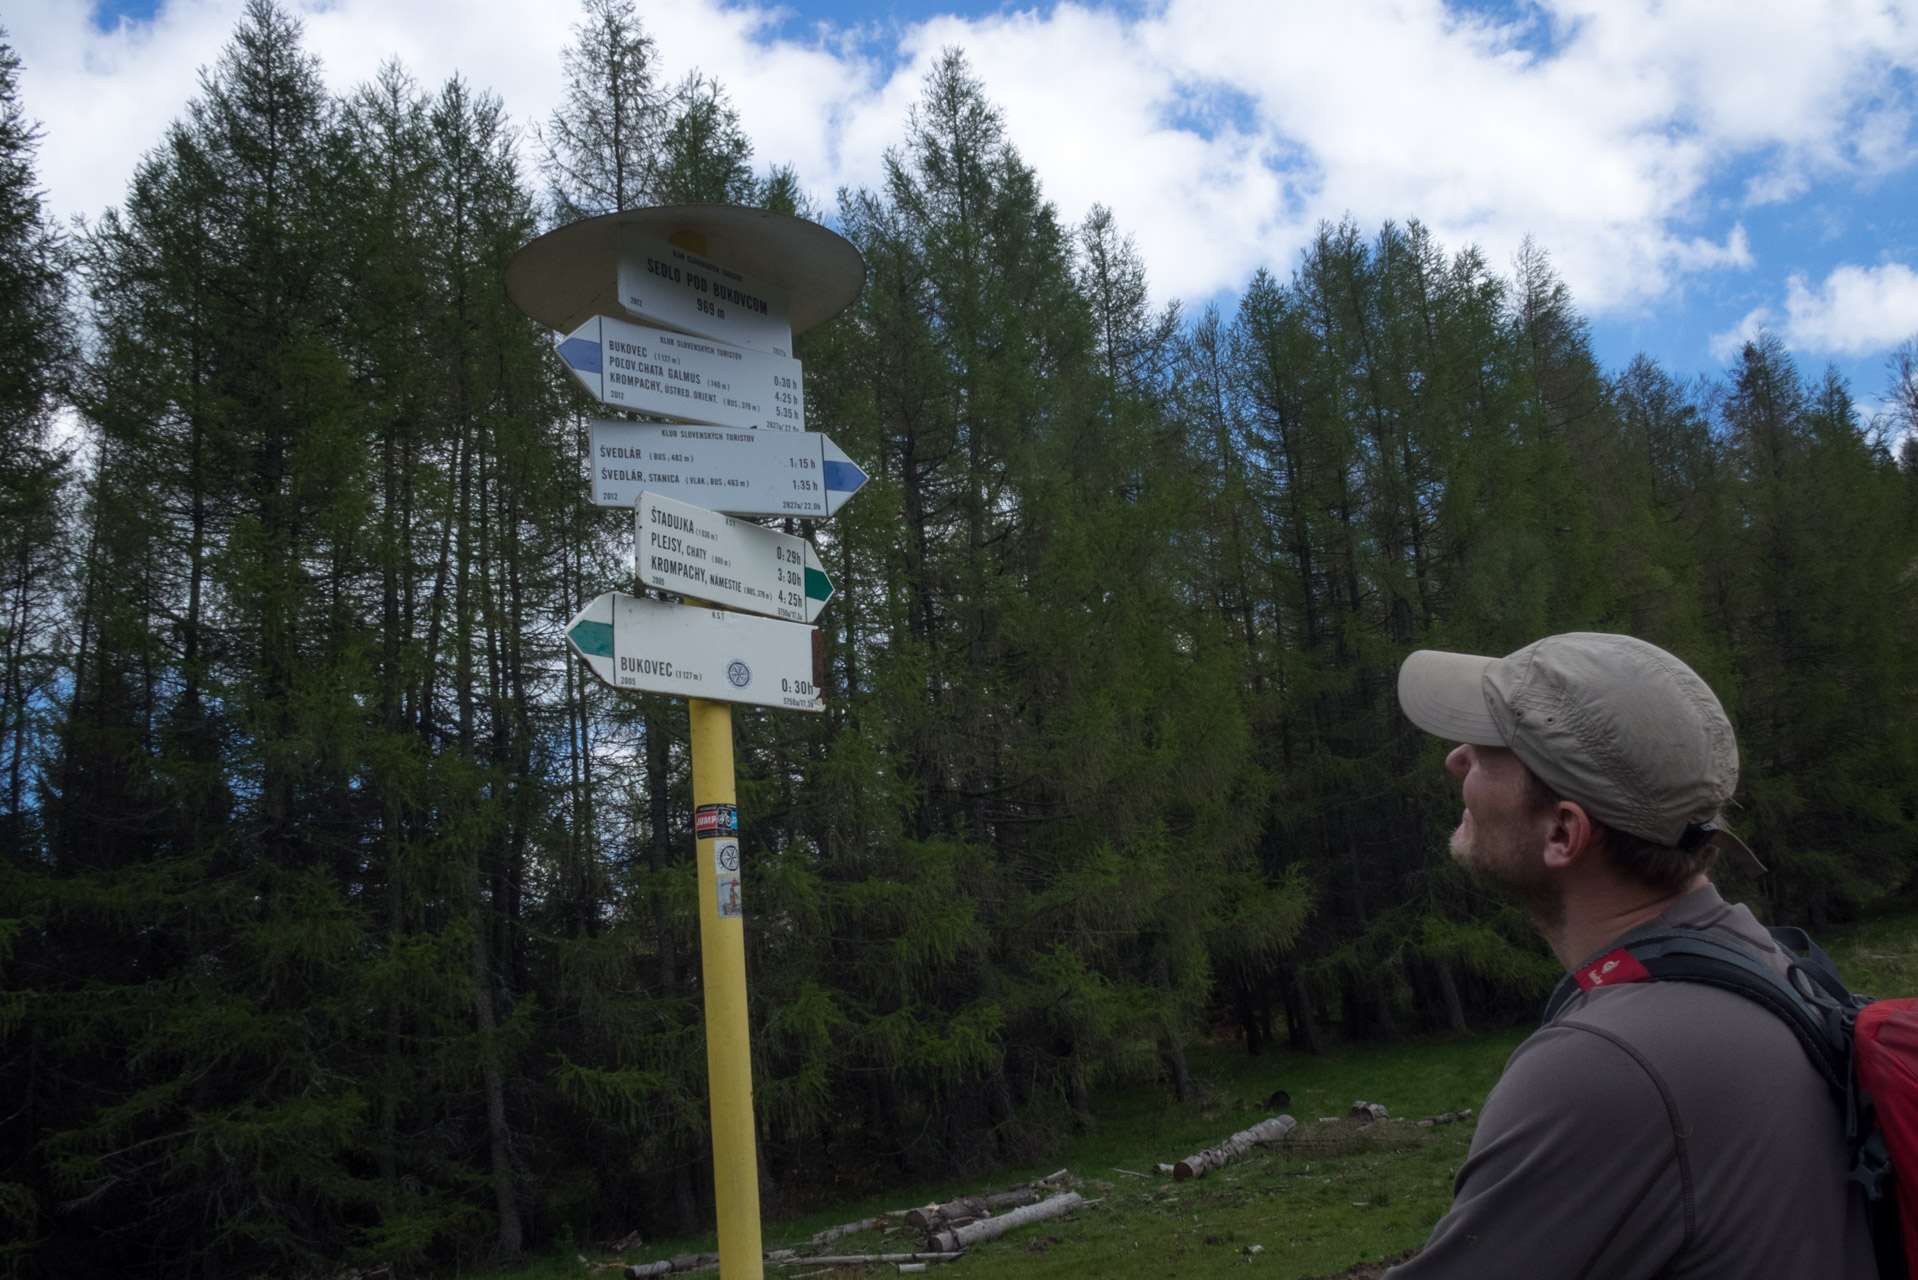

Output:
xmin=1452 ymin=815 xmax=1564 ymax=929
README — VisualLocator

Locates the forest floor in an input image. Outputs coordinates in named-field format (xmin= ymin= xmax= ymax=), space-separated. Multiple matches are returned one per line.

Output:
xmin=489 ymin=909 xmax=1918 ymax=1280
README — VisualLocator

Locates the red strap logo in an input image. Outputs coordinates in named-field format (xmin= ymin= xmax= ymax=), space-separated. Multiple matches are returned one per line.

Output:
xmin=1575 ymin=948 xmax=1651 ymax=991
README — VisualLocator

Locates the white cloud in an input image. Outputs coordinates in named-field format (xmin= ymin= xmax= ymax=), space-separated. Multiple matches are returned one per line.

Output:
xmin=1780 ymin=263 xmax=1918 ymax=355
xmin=1712 ymin=262 xmax=1918 ymax=361
xmin=9 ymin=0 xmax=1918 ymax=320
xmin=1708 ymin=307 xmax=1772 ymax=362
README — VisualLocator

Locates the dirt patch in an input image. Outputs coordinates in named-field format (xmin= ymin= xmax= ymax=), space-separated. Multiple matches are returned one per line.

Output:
xmin=1274 ymin=1118 xmax=1434 ymax=1157
xmin=1302 ymin=1245 xmax=1421 ymax=1278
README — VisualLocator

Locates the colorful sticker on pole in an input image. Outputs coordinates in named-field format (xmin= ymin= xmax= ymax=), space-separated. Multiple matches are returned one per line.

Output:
xmin=696 ymin=803 xmax=739 ymax=840
xmin=713 ymin=840 xmax=741 ymax=875
xmin=716 ymin=874 xmax=743 ymax=919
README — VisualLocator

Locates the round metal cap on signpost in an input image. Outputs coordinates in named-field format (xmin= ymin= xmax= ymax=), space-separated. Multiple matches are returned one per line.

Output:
xmin=504 ymin=203 xmax=865 ymax=338
xmin=506 ymin=204 xmax=864 ymax=1280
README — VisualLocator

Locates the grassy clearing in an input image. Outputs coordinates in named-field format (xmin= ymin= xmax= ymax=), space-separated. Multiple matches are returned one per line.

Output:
xmin=498 ymin=908 xmax=1918 ymax=1280
xmin=508 ymin=1030 xmax=1525 ymax=1280
xmin=1823 ymin=908 xmax=1918 ymax=997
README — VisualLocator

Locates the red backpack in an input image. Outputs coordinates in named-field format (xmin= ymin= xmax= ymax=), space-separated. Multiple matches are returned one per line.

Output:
xmin=1542 ymin=926 xmax=1917 ymax=1278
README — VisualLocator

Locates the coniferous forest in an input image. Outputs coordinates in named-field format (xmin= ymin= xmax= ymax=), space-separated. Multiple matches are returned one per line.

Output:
xmin=2 ymin=2 xmax=1916 ymax=1274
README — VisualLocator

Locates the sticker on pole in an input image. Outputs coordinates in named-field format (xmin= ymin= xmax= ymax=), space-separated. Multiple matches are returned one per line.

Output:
xmin=716 ymin=874 xmax=743 ymax=919
xmin=713 ymin=840 xmax=741 ymax=875
xmin=696 ymin=803 xmax=739 ymax=839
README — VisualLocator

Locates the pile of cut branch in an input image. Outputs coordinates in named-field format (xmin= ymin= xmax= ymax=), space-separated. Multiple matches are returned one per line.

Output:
xmin=587 ymin=1169 xmax=1086 ymax=1276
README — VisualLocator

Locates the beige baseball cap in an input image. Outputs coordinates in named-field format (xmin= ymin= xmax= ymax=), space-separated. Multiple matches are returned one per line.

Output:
xmin=1398 ymin=632 xmax=1764 ymax=875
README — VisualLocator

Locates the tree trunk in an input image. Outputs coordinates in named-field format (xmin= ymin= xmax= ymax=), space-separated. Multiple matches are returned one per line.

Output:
xmin=1172 ymin=1116 xmax=1295 ymax=1181
xmin=471 ymin=902 xmax=523 ymax=1257
xmin=929 ymin=1192 xmax=1083 ymax=1252
xmin=1437 ymin=957 xmax=1468 ymax=1035
xmin=1283 ymin=963 xmax=1323 ymax=1055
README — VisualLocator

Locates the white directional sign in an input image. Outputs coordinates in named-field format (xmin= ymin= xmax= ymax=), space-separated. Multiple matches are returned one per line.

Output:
xmin=555 ymin=314 xmax=805 ymax=432
xmin=590 ymin=419 xmax=867 ymax=519
xmin=637 ymin=491 xmax=834 ymax=623
xmin=565 ymin=592 xmax=823 ymax=712
xmin=617 ymin=226 xmax=794 ymax=357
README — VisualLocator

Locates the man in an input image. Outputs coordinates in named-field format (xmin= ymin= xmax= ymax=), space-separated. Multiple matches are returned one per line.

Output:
xmin=1387 ymin=632 xmax=1874 ymax=1280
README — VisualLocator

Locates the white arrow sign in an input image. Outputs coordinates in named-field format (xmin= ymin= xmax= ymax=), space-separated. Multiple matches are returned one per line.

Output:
xmin=590 ymin=419 xmax=867 ymax=519
xmin=555 ymin=314 xmax=805 ymax=432
xmin=617 ymin=226 xmax=794 ymax=357
xmin=565 ymin=592 xmax=823 ymax=711
xmin=637 ymin=491 xmax=834 ymax=623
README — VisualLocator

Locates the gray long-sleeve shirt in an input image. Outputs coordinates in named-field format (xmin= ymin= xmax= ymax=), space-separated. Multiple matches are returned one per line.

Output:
xmin=1388 ymin=884 xmax=1876 ymax=1280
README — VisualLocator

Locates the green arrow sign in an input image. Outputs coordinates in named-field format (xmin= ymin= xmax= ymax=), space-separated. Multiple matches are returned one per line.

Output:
xmin=637 ymin=490 xmax=834 ymax=623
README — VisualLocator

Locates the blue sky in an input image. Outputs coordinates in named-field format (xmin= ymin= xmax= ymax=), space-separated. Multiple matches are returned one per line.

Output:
xmin=35 ymin=0 xmax=1918 ymax=420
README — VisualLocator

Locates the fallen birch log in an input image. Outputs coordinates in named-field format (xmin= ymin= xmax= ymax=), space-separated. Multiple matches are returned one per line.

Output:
xmin=626 ymin=1252 xmax=722 ymax=1277
xmin=903 ymin=1187 xmax=1037 ymax=1230
xmin=928 ymin=1191 xmax=1083 ymax=1252
xmin=811 ymin=1214 xmax=897 ymax=1247
xmin=1172 ymin=1115 xmax=1295 ymax=1181
xmin=1416 ymin=1107 xmax=1475 ymax=1128
xmin=777 ymin=1253 xmax=963 ymax=1267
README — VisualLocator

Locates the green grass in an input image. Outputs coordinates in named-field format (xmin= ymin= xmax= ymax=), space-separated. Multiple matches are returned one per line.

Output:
xmin=493 ymin=907 xmax=1918 ymax=1280
xmin=509 ymin=1030 xmax=1525 ymax=1280
xmin=1819 ymin=907 xmax=1918 ymax=998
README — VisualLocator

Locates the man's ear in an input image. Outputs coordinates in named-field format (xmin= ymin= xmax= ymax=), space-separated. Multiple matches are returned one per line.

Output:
xmin=1542 ymin=800 xmax=1600 ymax=871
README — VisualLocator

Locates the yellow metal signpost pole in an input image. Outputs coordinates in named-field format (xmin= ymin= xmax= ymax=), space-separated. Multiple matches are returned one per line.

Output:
xmin=689 ymin=695 xmax=762 ymax=1279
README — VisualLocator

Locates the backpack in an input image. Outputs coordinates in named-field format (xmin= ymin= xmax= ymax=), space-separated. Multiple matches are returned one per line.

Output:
xmin=1541 ymin=926 xmax=1918 ymax=1279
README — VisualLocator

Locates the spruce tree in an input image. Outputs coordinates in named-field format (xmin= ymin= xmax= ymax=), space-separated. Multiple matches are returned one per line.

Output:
xmin=536 ymin=0 xmax=672 ymax=220
xmin=1715 ymin=337 xmax=1918 ymax=921
xmin=0 ymin=33 xmax=72 ymax=849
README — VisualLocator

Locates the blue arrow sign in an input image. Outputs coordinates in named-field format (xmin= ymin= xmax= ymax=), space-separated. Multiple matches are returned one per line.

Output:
xmin=590 ymin=419 xmax=867 ymax=519
xmin=553 ymin=314 xmax=806 ymax=432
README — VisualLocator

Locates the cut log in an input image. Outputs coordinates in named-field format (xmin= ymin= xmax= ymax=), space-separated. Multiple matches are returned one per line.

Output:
xmin=902 ymin=1187 xmax=1037 ymax=1230
xmin=1350 ymin=1100 xmax=1389 ymax=1121
xmin=811 ymin=1214 xmax=895 ymax=1246
xmin=1172 ymin=1115 xmax=1295 ymax=1181
xmin=904 ymin=1197 xmax=983 ymax=1230
xmin=778 ymin=1253 xmax=963 ymax=1266
xmin=624 ymin=1265 xmax=671 ymax=1279
xmin=927 ymin=1192 xmax=1083 ymax=1252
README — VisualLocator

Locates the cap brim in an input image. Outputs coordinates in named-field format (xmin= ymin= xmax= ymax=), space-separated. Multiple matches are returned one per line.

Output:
xmin=1399 ymin=650 xmax=1504 ymax=746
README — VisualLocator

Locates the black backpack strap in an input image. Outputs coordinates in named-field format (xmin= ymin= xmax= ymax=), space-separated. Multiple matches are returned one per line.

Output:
xmin=1767 ymin=925 xmax=1867 ymax=1011
xmin=1544 ymin=925 xmax=1906 ymax=1280
xmin=1542 ymin=928 xmax=1852 ymax=1093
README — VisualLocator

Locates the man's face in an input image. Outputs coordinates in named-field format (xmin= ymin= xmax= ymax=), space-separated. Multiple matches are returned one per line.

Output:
xmin=1445 ymin=742 xmax=1561 ymax=921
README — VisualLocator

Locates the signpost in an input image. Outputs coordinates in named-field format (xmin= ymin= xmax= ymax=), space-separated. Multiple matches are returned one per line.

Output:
xmin=616 ymin=225 xmax=795 ymax=356
xmin=637 ymin=491 xmax=834 ymax=624
xmin=555 ymin=313 xmax=805 ymax=431
xmin=589 ymin=419 xmax=866 ymax=518
xmin=510 ymin=205 xmax=864 ymax=1280
xmin=564 ymin=592 xmax=824 ymax=711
